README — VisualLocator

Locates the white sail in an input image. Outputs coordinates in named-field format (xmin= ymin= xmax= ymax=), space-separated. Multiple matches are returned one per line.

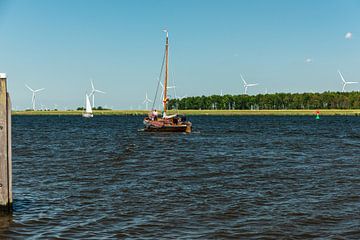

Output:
xmin=85 ymin=94 xmax=92 ymax=113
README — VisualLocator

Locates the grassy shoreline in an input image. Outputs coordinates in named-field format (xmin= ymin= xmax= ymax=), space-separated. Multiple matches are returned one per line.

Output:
xmin=11 ymin=109 xmax=360 ymax=116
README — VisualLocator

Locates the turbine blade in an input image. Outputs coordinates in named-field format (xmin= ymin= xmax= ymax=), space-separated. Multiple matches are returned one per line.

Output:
xmin=338 ymin=70 xmax=346 ymax=83
xmin=25 ymin=84 xmax=34 ymax=92
xmin=34 ymin=88 xmax=45 ymax=92
xmin=95 ymin=89 xmax=106 ymax=94
xmin=240 ymin=74 xmax=247 ymax=85
xmin=91 ymin=79 xmax=95 ymax=90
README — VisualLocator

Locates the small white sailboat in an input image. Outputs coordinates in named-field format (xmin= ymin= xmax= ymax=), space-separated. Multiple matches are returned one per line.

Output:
xmin=82 ymin=94 xmax=93 ymax=118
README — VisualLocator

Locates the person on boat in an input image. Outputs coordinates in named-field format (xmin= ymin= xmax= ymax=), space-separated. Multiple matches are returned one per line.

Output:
xmin=173 ymin=115 xmax=178 ymax=125
xmin=152 ymin=109 xmax=158 ymax=121
xmin=181 ymin=115 xmax=186 ymax=122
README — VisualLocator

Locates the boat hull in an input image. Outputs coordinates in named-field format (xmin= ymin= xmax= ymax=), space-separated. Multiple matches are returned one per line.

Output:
xmin=82 ymin=113 xmax=93 ymax=118
xmin=143 ymin=119 xmax=192 ymax=133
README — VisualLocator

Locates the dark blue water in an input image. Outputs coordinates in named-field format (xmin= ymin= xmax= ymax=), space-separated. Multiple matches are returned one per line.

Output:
xmin=1 ymin=115 xmax=360 ymax=239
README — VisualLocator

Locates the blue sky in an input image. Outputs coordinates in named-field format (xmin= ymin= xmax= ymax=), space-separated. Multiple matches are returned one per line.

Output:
xmin=0 ymin=0 xmax=359 ymax=110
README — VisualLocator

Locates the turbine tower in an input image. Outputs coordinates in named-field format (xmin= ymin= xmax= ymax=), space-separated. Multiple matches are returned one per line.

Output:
xmin=338 ymin=70 xmax=358 ymax=92
xmin=25 ymin=84 xmax=44 ymax=110
xmin=143 ymin=92 xmax=152 ymax=110
xmin=89 ymin=79 xmax=106 ymax=108
xmin=241 ymin=74 xmax=258 ymax=94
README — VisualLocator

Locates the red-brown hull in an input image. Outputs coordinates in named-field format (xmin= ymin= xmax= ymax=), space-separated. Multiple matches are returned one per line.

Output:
xmin=143 ymin=119 xmax=192 ymax=133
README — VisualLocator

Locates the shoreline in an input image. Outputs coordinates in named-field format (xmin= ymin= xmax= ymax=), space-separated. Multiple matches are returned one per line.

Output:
xmin=11 ymin=109 xmax=360 ymax=116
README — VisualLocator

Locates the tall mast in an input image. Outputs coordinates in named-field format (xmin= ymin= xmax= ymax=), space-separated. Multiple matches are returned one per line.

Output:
xmin=163 ymin=30 xmax=169 ymax=113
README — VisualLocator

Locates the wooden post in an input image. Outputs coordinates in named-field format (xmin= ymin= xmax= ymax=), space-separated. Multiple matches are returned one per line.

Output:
xmin=0 ymin=73 xmax=12 ymax=212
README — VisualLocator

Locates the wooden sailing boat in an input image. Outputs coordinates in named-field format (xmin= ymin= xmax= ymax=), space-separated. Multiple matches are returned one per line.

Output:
xmin=82 ymin=94 xmax=93 ymax=118
xmin=143 ymin=30 xmax=192 ymax=133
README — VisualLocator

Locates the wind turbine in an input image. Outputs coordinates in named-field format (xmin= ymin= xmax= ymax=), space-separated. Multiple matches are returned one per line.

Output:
xmin=338 ymin=70 xmax=358 ymax=92
xmin=143 ymin=92 xmax=152 ymax=110
xmin=89 ymin=79 xmax=106 ymax=108
xmin=25 ymin=84 xmax=44 ymax=110
xmin=241 ymin=74 xmax=258 ymax=94
xmin=164 ymin=80 xmax=186 ymax=100
xmin=160 ymin=82 xmax=175 ymax=98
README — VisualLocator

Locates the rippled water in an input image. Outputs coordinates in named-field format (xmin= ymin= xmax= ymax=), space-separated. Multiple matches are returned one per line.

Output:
xmin=1 ymin=115 xmax=360 ymax=239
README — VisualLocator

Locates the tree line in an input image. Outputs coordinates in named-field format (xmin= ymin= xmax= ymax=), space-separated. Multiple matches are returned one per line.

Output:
xmin=168 ymin=92 xmax=360 ymax=110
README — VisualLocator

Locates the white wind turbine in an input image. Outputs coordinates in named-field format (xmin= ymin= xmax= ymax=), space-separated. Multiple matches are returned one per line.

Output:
xmin=143 ymin=92 xmax=152 ymax=110
xmin=170 ymin=85 xmax=186 ymax=100
xmin=160 ymin=82 xmax=176 ymax=98
xmin=25 ymin=84 xmax=45 ymax=110
xmin=89 ymin=79 xmax=106 ymax=108
xmin=338 ymin=70 xmax=358 ymax=92
xmin=166 ymin=81 xmax=186 ymax=100
xmin=241 ymin=74 xmax=258 ymax=94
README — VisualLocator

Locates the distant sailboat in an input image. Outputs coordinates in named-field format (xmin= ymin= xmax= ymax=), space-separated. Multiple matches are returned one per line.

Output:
xmin=82 ymin=94 xmax=93 ymax=118
xmin=143 ymin=30 xmax=192 ymax=133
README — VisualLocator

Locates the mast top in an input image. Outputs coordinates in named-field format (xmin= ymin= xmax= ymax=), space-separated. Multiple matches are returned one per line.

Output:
xmin=163 ymin=29 xmax=168 ymax=38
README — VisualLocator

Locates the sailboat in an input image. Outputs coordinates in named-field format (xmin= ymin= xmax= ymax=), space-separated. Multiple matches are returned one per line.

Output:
xmin=143 ymin=30 xmax=192 ymax=133
xmin=82 ymin=94 xmax=93 ymax=118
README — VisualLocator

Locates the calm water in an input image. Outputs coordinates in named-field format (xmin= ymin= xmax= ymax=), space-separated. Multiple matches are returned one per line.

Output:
xmin=1 ymin=115 xmax=360 ymax=239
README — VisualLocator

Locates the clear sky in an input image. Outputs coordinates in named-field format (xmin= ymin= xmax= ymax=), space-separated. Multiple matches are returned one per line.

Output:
xmin=0 ymin=0 xmax=359 ymax=110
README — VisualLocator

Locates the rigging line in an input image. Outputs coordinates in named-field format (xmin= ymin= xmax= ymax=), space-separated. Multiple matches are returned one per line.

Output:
xmin=169 ymin=51 xmax=180 ymax=114
xmin=151 ymin=45 xmax=166 ymax=110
